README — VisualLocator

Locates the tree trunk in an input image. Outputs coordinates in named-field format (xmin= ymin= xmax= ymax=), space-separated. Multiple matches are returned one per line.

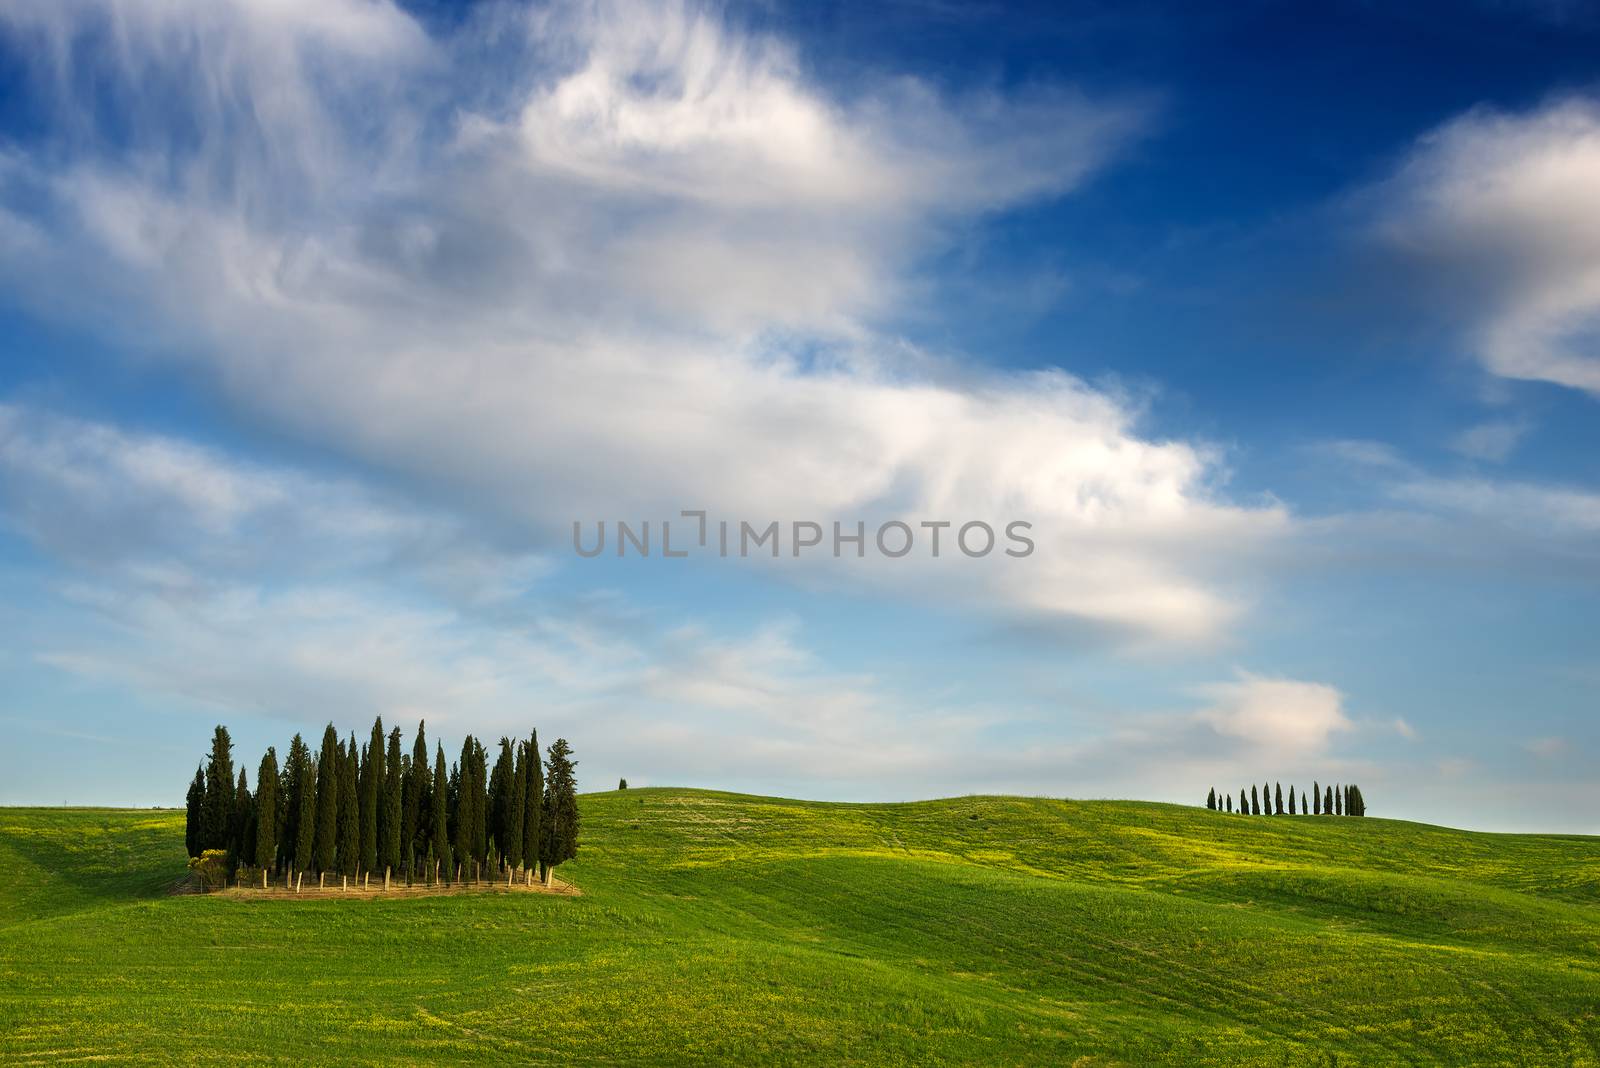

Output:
xmin=384 ymin=865 xmax=391 ymax=891
xmin=525 ymin=866 xmax=533 ymax=887
xmin=318 ymin=872 xmax=324 ymax=890
xmin=506 ymin=867 xmax=512 ymax=887
xmin=544 ymin=865 xmax=554 ymax=888
xmin=262 ymin=869 xmax=268 ymax=890
xmin=341 ymin=875 xmax=347 ymax=892
xmin=295 ymin=871 xmax=303 ymax=893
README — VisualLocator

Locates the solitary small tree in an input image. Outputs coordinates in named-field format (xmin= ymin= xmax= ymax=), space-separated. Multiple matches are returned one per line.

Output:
xmin=255 ymin=748 xmax=279 ymax=884
xmin=539 ymin=738 xmax=580 ymax=886
xmin=185 ymin=766 xmax=205 ymax=858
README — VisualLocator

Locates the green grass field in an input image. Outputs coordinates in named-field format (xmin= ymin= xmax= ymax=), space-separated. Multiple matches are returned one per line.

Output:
xmin=2 ymin=789 xmax=1597 ymax=1065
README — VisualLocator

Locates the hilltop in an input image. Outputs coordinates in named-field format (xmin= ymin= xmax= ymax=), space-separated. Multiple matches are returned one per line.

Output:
xmin=2 ymin=789 xmax=1597 ymax=1065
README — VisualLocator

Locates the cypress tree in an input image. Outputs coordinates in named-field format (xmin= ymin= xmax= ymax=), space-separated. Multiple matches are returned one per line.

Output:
xmin=405 ymin=721 xmax=428 ymax=878
xmin=202 ymin=725 xmax=234 ymax=851
xmin=1335 ymin=784 xmax=1343 ymax=816
xmin=507 ymin=743 xmax=526 ymax=871
xmin=313 ymin=725 xmax=340 ymax=875
xmin=1239 ymin=788 xmax=1248 ymax=814
xmin=1313 ymin=780 xmax=1321 ymax=815
xmin=1206 ymin=787 xmax=1216 ymax=810
xmin=1324 ymin=784 xmax=1334 ymax=815
xmin=383 ymin=727 xmax=403 ymax=877
xmin=1225 ymin=794 xmax=1233 ymax=813
xmin=489 ymin=737 xmax=514 ymax=865
xmin=1263 ymin=783 xmax=1271 ymax=816
xmin=1250 ymin=784 xmax=1259 ymax=815
xmin=1288 ymin=784 xmax=1296 ymax=815
xmin=360 ymin=718 xmax=382 ymax=876
xmin=1274 ymin=782 xmax=1283 ymax=815
xmin=255 ymin=748 xmax=279 ymax=878
xmin=539 ymin=738 xmax=580 ymax=884
xmin=454 ymin=738 xmax=474 ymax=877
xmin=472 ymin=738 xmax=489 ymax=869
xmin=618 ymin=778 xmax=628 ymax=790
xmin=339 ymin=734 xmax=360 ymax=879
xmin=522 ymin=731 xmax=542 ymax=879
xmin=293 ymin=735 xmax=317 ymax=878
xmin=185 ymin=766 xmax=205 ymax=858
xmin=232 ymin=769 xmax=252 ymax=869
xmin=432 ymin=743 xmax=452 ymax=881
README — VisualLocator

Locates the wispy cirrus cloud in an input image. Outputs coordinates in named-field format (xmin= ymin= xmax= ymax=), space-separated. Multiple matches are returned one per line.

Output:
xmin=1368 ymin=96 xmax=1600 ymax=399
xmin=0 ymin=0 xmax=1285 ymax=645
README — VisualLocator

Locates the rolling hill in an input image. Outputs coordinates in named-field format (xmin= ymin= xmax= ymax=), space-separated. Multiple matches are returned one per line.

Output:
xmin=1 ymin=789 xmax=1597 ymax=1065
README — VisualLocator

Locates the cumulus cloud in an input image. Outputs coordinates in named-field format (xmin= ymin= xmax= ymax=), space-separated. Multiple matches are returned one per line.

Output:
xmin=0 ymin=0 xmax=1285 ymax=644
xmin=1195 ymin=672 xmax=1351 ymax=757
xmin=1372 ymin=96 xmax=1600 ymax=398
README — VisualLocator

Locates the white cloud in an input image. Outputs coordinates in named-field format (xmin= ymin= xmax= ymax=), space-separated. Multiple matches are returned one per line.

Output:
xmin=0 ymin=0 xmax=1286 ymax=645
xmin=1195 ymin=672 xmax=1351 ymax=757
xmin=1449 ymin=418 xmax=1530 ymax=462
xmin=1392 ymin=717 xmax=1418 ymax=740
xmin=1524 ymin=736 xmax=1567 ymax=758
xmin=1372 ymin=96 xmax=1600 ymax=397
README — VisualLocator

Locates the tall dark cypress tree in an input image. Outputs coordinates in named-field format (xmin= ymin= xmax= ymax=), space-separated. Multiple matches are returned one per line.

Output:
xmin=255 ymin=748 xmax=279 ymax=880
xmin=405 ymin=721 xmax=428 ymax=878
xmin=1239 ymin=788 xmax=1248 ymax=814
xmin=1206 ymin=787 xmax=1216 ymax=810
xmin=360 ymin=718 xmax=382 ymax=877
xmin=1250 ymin=784 xmax=1260 ymax=815
xmin=1313 ymin=780 xmax=1321 ymax=815
xmin=507 ymin=743 xmax=526 ymax=872
xmin=185 ymin=766 xmax=205 ymax=858
xmin=1226 ymin=794 xmax=1233 ymax=813
xmin=522 ymin=731 xmax=542 ymax=879
xmin=339 ymin=733 xmax=360 ymax=879
xmin=1324 ymin=784 xmax=1334 ymax=815
xmin=1274 ymin=782 xmax=1284 ymax=815
xmin=382 ymin=727 xmax=403 ymax=877
xmin=471 ymin=738 xmax=489 ymax=870
xmin=539 ymin=738 xmax=579 ymax=885
xmin=454 ymin=737 xmax=475 ymax=877
xmin=313 ymin=725 xmax=340 ymax=875
xmin=202 ymin=725 xmax=234 ymax=851
xmin=293 ymin=736 xmax=317 ymax=878
xmin=232 ymin=769 xmax=252 ymax=869
xmin=432 ymin=743 xmax=452 ymax=881
xmin=490 ymin=737 xmax=515 ymax=865
xmin=1288 ymin=784 xmax=1296 ymax=815
xmin=1335 ymin=784 xmax=1343 ymax=816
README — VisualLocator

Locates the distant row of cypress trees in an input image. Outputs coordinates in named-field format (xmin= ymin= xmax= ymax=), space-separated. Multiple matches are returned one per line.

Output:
xmin=1205 ymin=782 xmax=1367 ymax=817
xmin=184 ymin=720 xmax=579 ymax=889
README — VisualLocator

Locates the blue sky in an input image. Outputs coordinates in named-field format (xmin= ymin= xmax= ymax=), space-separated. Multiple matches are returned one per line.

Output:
xmin=0 ymin=0 xmax=1596 ymax=831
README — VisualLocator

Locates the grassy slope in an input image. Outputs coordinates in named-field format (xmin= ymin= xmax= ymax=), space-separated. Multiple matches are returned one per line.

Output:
xmin=1 ymin=790 xmax=1597 ymax=1066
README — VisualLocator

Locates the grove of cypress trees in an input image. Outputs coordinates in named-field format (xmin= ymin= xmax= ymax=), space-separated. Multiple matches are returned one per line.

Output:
xmin=382 ymin=727 xmax=403 ymax=878
xmin=314 ymin=725 xmax=340 ymax=877
xmin=432 ymin=743 xmax=452 ymax=882
xmin=360 ymin=718 xmax=382 ymax=877
xmin=539 ymin=738 xmax=579 ymax=885
xmin=202 ymin=725 xmax=234 ymax=851
xmin=185 ymin=766 xmax=205 ymax=858
xmin=522 ymin=731 xmax=542 ymax=880
xmin=255 ymin=748 xmax=279 ymax=881
xmin=338 ymin=734 xmax=360 ymax=879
